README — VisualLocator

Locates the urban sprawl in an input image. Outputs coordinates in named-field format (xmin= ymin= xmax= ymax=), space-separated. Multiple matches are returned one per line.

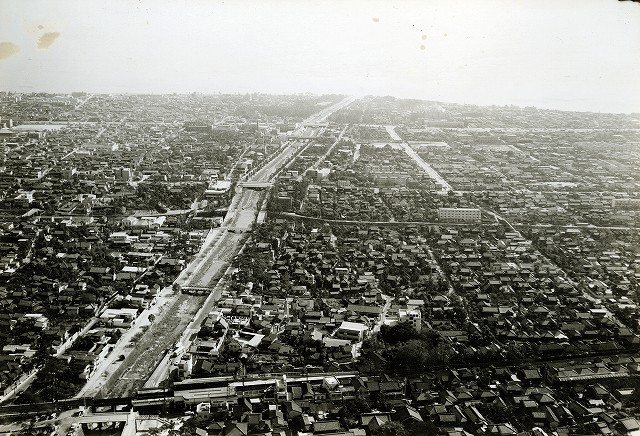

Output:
xmin=0 ymin=92 xmax=639 ymax=436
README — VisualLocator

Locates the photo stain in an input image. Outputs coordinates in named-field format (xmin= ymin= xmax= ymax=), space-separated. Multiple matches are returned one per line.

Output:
xmin=422 ymin=35 xmax=427 ymax=40
xmin=0 ymin=42 xmax=20 ymax=60
xmin=372 ymin=17 xmax=379 ymax=23
xmin=420 ymin=45 xmax=426 ymax=50
xmin=37 ymin=32 xmax=61 ymax=49
xmin=37 ymin=25 xmax=44 ymax=30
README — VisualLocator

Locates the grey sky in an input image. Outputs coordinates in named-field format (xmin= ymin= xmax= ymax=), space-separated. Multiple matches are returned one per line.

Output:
xmin=1 ymin=0 xmax=639 ymax=113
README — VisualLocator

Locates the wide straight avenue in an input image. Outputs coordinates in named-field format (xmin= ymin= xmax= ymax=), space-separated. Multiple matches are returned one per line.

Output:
xmin=76 ymin=96 xmax=359 ymax=398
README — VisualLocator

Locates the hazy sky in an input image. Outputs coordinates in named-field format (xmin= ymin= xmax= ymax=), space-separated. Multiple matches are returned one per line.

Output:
xmin=1 ymin=0 xmax=639 ymax=113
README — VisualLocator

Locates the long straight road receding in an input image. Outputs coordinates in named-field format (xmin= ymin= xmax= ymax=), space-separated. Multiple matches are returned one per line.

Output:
xmin=93 ymin=96 xmax=360 ymax=396
xmin=385 ymin=125 xmax=453 ymax=194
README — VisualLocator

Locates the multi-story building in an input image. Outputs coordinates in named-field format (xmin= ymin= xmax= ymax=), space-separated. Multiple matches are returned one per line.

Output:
xmin=398 ymin=309 xmax=422 ymax=332
xmin=438 ymin=207 xmax=481 ymax=223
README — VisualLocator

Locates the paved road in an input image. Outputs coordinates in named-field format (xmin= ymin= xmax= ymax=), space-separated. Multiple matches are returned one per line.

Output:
xmin=385 ymin=125 xmax=453 ymax=193
xmin=310 ymin=125 xmax=349 ymax=170
xmin=138 ymin=96 xmax=359 ymax=389
xmin=142 ymin=142 xmax=307 ymax=388
xmin=305 ymin=96 xmax=359 ymax=124
xmin=482 ymin=208 xmax=516 ymax=232
xmin=251 ymin=140 xmax=304 ymax=182
xmin=75 ymin=286 xmax=176 ymax=398
xmin=524 ymin=223 xmax=640 ymax=231
xmin=73 ymin=94 xmax=94 ymax=110
xmin=105 ymin=292 xmax=207 ymax=397
xmin=144 ymin=97 xmax=355 ymax=387
xmin=276 ymin=212 xmax=452 ymax=226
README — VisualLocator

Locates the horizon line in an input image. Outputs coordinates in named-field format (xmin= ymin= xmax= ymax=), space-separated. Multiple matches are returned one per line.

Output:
xmin=2 ymin=89 xmax=639 ymax=116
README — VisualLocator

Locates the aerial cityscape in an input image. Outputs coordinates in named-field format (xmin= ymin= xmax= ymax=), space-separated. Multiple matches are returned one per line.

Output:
xmin=0 ymin=90 xmax=638 ymax=436
xmin=2 ymin=0 xmax=640 ymax=435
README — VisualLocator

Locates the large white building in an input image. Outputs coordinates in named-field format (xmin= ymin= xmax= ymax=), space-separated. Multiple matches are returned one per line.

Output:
xmin=335 ymin=321 xmax=369 ymax=342
xmin=204 ymin=180 xmax=232 ymax=198
xmin=399 ymin=309 xmax=422 ymax=332
xmin=612 ymin=198 xmax=640 ymax=209
xmin=438 ymin=207 xmax=481 ymax=223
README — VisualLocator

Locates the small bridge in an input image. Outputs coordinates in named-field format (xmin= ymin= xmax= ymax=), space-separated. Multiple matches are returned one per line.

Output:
xmin=77 ymin=411 xmax=132 ymax=424
xmin=180 ymin=286 xmax=216 ymax=295
xmin=239 ymin=181 xmax=273 ymax=189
